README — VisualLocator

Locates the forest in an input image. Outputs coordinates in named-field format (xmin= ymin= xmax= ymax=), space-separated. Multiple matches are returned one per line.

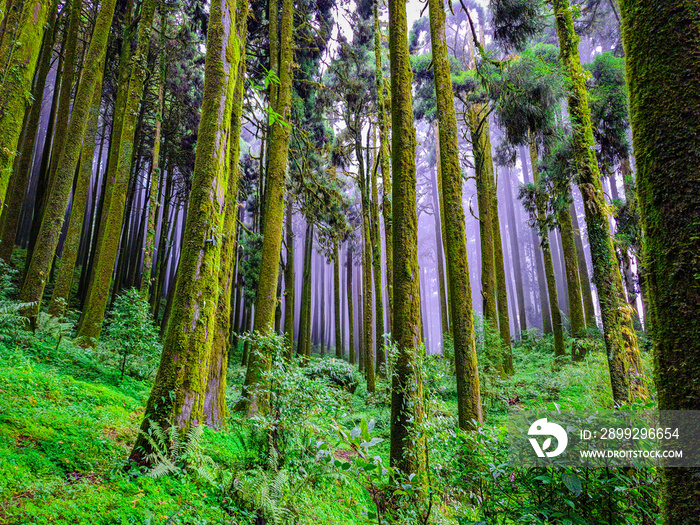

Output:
xmin=0 ymin=0 xmax=698 ymax=522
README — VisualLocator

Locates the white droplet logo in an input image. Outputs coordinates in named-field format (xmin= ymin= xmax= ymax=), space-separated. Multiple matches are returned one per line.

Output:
xmin=528 ymin=418 xmax=568 ymax=458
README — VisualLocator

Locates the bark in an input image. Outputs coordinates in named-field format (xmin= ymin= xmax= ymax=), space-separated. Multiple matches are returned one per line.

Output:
xmin=131 ymin=0 xmax=246 ymax=462
xmin=529 ymin=135 xmax=565 ymax=357
xmin=388 ymin=0 xmax=425 ymax=478
xmin=0 ymin=0 xmax=52 ymax=208
xmin=0 ymin=0 xmax=58 ymax=261
xmin=346 ymin=245 xmax=355 ymax=364
xmin=488 ymin=164 xmax=513 ymax=372
xmin=47 ymin=66 xmax=103 ymax=317
xmin=203 ymin=0 xmax=249 ymax=428
xmin=18 ymin=0 xmax=115 ymax=324
xmin=428 ymin=0 xmax=482 ymax=427
xmin=239 ymin=0 xmax=293 ymax=415
xmin=358 ymin=136 xmax=375 ymax=391
xmin=620 ymin=0 xmax=700 ymax=520
xmin=370 ymin=130 xmax=385 ymax=374
xmin=430 ymin=146 xmax=450 ymax=339
xmin=373 ymin=0 xmax=393 ymax=335
xmin=297 ymin=222 xmax=313 ymax=361
xmin=77 ymin=0 xmax=157 ymax=343
xmin=553 ymin=0 xmax=645 ymax=402
xmin=469 ymin=103 xmax=500 ymax=365
xmin=283 ymin=196 xmax=294 ymax=359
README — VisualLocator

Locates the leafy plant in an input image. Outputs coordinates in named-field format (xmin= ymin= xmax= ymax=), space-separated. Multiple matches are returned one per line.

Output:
xmin=100 ymin=288 xmax=161 ymax=380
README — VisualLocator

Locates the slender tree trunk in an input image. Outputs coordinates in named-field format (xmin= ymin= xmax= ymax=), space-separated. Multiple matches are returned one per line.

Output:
xmin=569 ymin=201 xmax=596 ymax=326
xmin=0 ymin=0 xmax=58 ymax=261
xmin=389 ymin=0 xmax=425 ymax=478
xmin=370 ymin=131 xmax=385 ymax=374
xmin=620 ymin=1 xmax=700 ymax=520
xmin=238 ymin=0 xmax=293 ymax=414
xmin=469 ymin=103 xmax=500 ymax=367
xmin=373 ymin=0 xmax=392 ymax=335
xmin=505 ymin=166 xmax=527 ymax=335
xmin=47 ymin=67 xmax=103 ymax=317
xmin=283 ymin=196 xmax=294 ymax=359
xmin=77 ymin=0 xmax=157 ymax=343
xmin=430 ymin=155 xmax=449 ymax=338
xmin=553 ymin=0 xmax=645 ymax=402
xmin=131 ymin=0 xmax=246 ymax=462
xmin=334 ymin=239 xmax=342 ymax=358
xmin=359 ymin=138 xmax=375 ymax=391
xmin=558 ymin=200 xmax=586 ymax=338
xmin=0 ymin=0 xmax=53 ymax=207
xmin=346 ymin=244 xmax=355 ymax=364
xmin=18 ymin=0 xmax=115 ymax=324
xmin=529 ymin=134 xmax=565 ymax=357
xmin=521 ymin=145 xmax=551 ymax=333
xmin=297 ymin=222 xmax=313 ymax=361
xmin=428 ymin=0 xmax=482 ymax=427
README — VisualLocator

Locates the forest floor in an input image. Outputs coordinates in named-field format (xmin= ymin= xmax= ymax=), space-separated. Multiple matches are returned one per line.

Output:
xmin=0 ymin=323 xmax=657 ymax=525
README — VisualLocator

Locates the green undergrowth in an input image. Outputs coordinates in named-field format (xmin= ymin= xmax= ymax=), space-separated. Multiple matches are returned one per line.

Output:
xmin=0 ymin=304 xmax=658 ymax=524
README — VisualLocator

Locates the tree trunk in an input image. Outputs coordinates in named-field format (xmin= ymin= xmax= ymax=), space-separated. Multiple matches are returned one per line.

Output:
xmin=334 ymin=239 xmax=342 ymax=358
xmin=346 ymin=244 xmax=355 ymax=364
xmin=47 ymin=67 xmax=103 ymax=317
xmin=388 ymin=0 xmax=426 ymax=479
xmin=620 ymin=0 xmax=700 ymax=520
xmin=569 ymin=201 xmax=596 ymax=326
xmin=0 ymin=0 xmax=53 ymax=207
xmin=77 ymin=0 xmax=157 ymax=343
xmin=18 ymin=0 xmax=115 ymax=325
xmin=131 ymin=0 xmax=246 ymax=462
xmin=370 ymin=129 xmax=385 ymax=374
xmin=0 ymin=0 xmax=58 ymax=261
xmin=373 ymin=0 xmax=393 ymax=336
xmin=557 ymin=201 xmax=586 ymax=338
xmin=297 ymin=222 xmax=313 ymax=361
xmin=428 ymin=0 xmax=482 ymax=427
xmin=553 ymin=0 xmax=645 ymax=403
xmin=504 ymin=166 xmax=527 ymax=335
xmin=283 ymin=196 xmax=294 ymax=359
xmin=239 ymin=0 xmax=293 ymax=415
xmin=529 ymin=134 xmax=565 ymax=357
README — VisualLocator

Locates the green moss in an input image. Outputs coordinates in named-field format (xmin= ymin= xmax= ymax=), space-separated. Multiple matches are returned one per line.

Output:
xmin=0 ymin=0 xmax=52 ymax=208
xmin=552 ymin=0 xmax=645 ymax=403
xmin=428 ymin=0 xmax=482 ymax=427
xmin=620 ymin=0 xmax=700 ymax=520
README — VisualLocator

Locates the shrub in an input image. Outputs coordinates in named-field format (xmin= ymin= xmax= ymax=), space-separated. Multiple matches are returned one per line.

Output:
xmin=304 ymin=356 xmax=359 ymax=393
xmin=100 ymin=288 xmax=161 ymax=380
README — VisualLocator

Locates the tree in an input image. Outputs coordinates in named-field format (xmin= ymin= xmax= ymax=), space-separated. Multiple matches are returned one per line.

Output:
xmin=620 ymin=1 xmax=700 ymax=521
xmin=428 ymin=0 xmax=482 ymax=427
xmin=0 ymin=0 xmax=53 ymax=209
xmin=388 ymin=0 xmax=425 ymax=478
xmin=19 ymin=0 xmax=117 ymax=325
xmin=130 ymin=0 xmax=247 ymax=461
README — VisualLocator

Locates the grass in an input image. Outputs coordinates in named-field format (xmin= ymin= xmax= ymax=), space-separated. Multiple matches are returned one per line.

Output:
xmin=0 ymin=320 xmax=657 ymax=524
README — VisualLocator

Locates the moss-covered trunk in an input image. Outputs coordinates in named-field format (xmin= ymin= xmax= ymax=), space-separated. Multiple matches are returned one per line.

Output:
xmin=620 ymin=0 xmax=700 ymax=520
xmin=204 ymin=0 xmax=248 ymax=428
xmin=428 ymin=0 xmax=482 ymax=427
xmin=373 ymin=0 xmax=393 ymax=335
xmin=346 ymin=245 xmax=355 ymax=364
xmin=553 ymin=0 xmax=645 ymax=402
xmin=0 ymin=0 xmax=52 ymax=208
xmin=130 ymin=0 xmax=245 ymax=461
xmin=469 ymin=103 xmax=500 ymax=365
xmin=0 ymin=0 xmax=58 ymax=262
xmin=359 ymin=148 xmax=375 ymax=390
xmin=283 ymin=196 xmax=295 ymax=359
xmin=239 ymin=0 xmax=293 ymax=415
xmin=488 ymin=163 xmax=513 ymax=372
xmin=18 ymin=0 xmax=116 ymax=324
xmin=430 ymin=144 xmax=450 ymax=339
xmin=77 ymin=0 xmax=157 ymax=343
xmin=334 ymin=239 xmax=342 ymax=358
xmin=370 ymin=132 xmax=385 ymax=374
xmin=388 ymin=0 xmax=425 ymax=478
xmin=529 ymin=135 xmax=565 ymax=357
xmin=47 ymin=67 xmax=104 ymax=317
